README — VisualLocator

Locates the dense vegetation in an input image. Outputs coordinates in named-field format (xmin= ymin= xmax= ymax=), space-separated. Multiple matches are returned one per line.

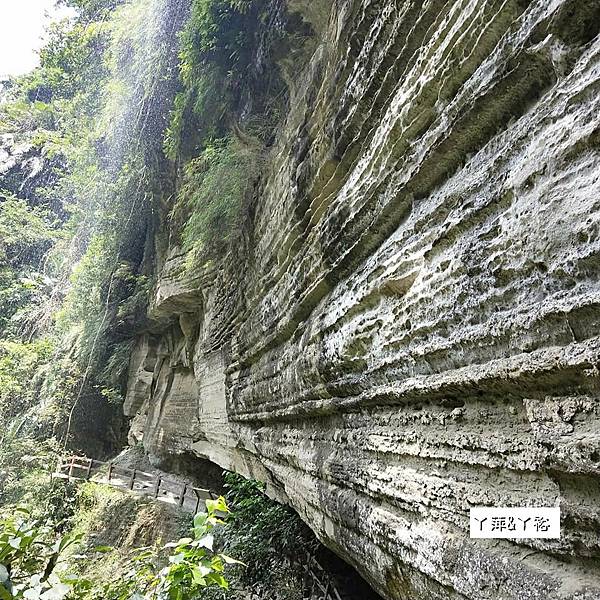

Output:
xmin=0 ymin=473 xmax=322 ymax=600
xmin=0 ymin=493 xmax=237 ymax=599
xmin=0 ymin=0 xmax=288 ymax=469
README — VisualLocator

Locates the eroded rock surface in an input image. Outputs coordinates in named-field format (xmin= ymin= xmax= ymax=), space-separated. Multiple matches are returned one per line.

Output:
xmin=125 ymin=1 xmax=600 ymax=598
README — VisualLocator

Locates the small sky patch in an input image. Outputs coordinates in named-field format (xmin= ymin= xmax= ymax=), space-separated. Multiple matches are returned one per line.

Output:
xmin=0 ymin=1 xmax=76 ymax=78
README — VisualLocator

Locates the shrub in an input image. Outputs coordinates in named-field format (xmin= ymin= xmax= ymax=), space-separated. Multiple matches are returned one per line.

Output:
xmin=0 ymin=340 xmax=54 ymax=419
xmin=0 ymin=508 xmax=84 ymax=600
xmin=220 ymin=473 xmax=317 ymax=587
xmin=172 ymin=136 xmax=262 ymax=258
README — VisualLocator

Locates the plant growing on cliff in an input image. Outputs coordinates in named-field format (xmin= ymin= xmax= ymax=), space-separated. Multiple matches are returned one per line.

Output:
xmin=0 ymin=340 xmax=53 ymax=420
xmin=218 ymin=474 xmax=317 ymax=589
xmin=171 ymin=136 xmax=262 ymax=259
xmin=0 ymin=197 xmax=60 ymax=336
xmin=164 ymin=0 xmax=263 ymax=161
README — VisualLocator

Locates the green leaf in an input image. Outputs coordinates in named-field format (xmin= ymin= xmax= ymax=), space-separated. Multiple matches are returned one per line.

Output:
xmin=8 ymin=537 xmax=20 ymax=550
xmin=205 ymin=496 xmax=228 ymax=514
xmin=193 ymin=513 xmax=207 ymax=528
xmin=169 ymin=553 xmax=185 ymax=565
xmin=177 ymin=537 xmax=193 ymax=546
xmin=197 ymin=563 xmax=213 ymax=577
xmin=93 ymin=545 xmax=113 ymax=553
xmin=191 ymin=566 xmax=209 ymax=585
xmin=206 ymin=572 xmax=229 ymax=589
xmin=220 ymin=553 xmax=246 ymax=566
xmin=197 ymin=534 xmax=214 ymax=550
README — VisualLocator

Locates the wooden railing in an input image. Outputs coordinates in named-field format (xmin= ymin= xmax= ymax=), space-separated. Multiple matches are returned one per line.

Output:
xmin=53 ymin=455 xmax=217 ymax=513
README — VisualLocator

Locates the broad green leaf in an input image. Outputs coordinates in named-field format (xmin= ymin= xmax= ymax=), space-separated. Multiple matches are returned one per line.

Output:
xmin=220 ymin=553 xmax=246 ymax=566
xmin=205 ymin=497 xmax=228 ymax=514
xmin=177 ymin=537 xmax=193 ymax=546
xmin=190 ymin=566 xmax=208 ymax=585
xmin=197 ymin=534 xmax=214 ymax=550
xmin=168 ymin=553 xmax=185 ymax=565
xmin=206 ymin=572 xmax=229 ymax=589
xmin=193 ymin=513 xmax=207 ymax=528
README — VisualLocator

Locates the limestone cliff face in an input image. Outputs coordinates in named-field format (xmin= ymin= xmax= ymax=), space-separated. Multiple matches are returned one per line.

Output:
xmin=124 ymin=1 xmax=600 ymax=598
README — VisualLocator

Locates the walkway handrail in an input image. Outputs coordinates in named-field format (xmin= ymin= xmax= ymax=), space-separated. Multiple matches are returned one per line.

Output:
xmin=53 ymin=455 xmax=217 ymax=513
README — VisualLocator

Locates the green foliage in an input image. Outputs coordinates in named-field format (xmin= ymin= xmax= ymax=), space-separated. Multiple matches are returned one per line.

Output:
xmin=0 ymin=197 xmax=60 ymax=335
xmin=153 ymin=497 xmax=240 ymax=596
xmin=35 ymin=20 xmax=109 ymax=103
xmin=0 ymin=340 xmax=53 ymax=419
xmin=0 ymin=100 xmax=56 ymax=134
xmin=58 ymin=235 xmax=113 ymax=328
xmin=220 ymin=474 xmax=317 ymax=588
xmin=0 ymin=489 xmax=237 ymax=600
xmin=173 ymin=136 xmax=262 ymax=257
xmin=58 ymin=0 xmax=123 ymax=23
xmin=0 ymin=419 xmax=59 ymax=511
xmin=71 ymin=493 xmax=237 ymax=600
xmin=0 ymin=196 xmax=58 ymax=267
xmin=165 ymin=0 xmax=264 ymax=160
xmin=0 ymin=509 xmax=83 ymax=600
xmin=69 ymin=481 xmax=146 ymax=545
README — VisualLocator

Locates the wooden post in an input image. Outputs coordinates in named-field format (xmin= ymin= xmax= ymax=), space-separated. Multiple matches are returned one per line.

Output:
xmin=129 ymin=469 xmax=136 ymax=490
xmin=85 ymin=458 xmax=93 ymax=480
xmin=179 ymin=483 xmax=187 ymax=507
xmin=107 ymin=462 xmax=113 ymax=482
xmin=153 ymin=475 xmax=162 ymax=499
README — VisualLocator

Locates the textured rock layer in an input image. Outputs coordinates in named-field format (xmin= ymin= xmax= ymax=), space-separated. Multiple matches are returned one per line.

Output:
xmin=125 ymin=1 xmax=600 ymax=598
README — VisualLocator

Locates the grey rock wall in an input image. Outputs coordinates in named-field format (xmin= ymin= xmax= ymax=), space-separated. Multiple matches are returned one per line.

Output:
xmin=125 ymin=1 xmax=600 ymax=598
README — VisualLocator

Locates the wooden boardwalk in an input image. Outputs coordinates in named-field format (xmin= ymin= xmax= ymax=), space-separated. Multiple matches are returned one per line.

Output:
xmin=53 ymin=455 xmax=217 ymax=513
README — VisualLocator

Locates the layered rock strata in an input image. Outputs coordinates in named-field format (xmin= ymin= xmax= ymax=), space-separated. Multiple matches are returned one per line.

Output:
xmin=125 ymin=1 xmax=600 ymax=598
